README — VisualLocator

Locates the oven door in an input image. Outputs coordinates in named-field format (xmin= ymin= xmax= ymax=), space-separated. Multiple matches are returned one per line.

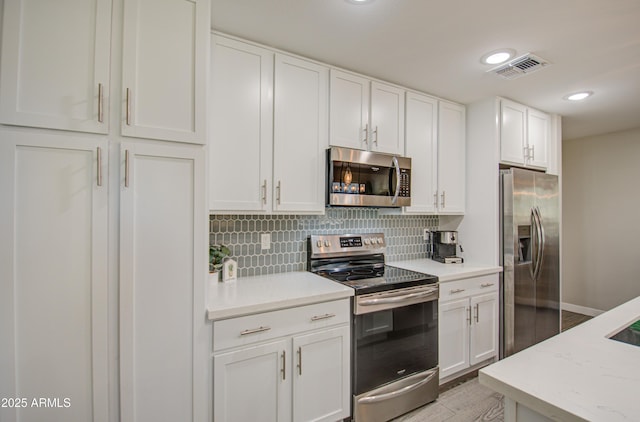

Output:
xmin=353 ymin=286 xmax=438 ymax=395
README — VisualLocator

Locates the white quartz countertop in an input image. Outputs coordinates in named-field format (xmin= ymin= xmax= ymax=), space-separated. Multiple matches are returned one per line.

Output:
xmin=480 ymin=296 xmax=640 ymax=422
xmin=207 ymin=271 xmax=354 ymax=321
xmin=388 ymin=258 xmax=502 ymax=282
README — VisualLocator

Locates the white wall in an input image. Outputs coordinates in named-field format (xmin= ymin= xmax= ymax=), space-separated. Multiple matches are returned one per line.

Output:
xmin=563 ymin=127 xmax=640 ymax=313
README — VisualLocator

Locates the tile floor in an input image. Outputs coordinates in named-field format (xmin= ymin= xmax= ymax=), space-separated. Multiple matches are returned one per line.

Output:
xmin=391 ymin=310 xmax=593 ymax=422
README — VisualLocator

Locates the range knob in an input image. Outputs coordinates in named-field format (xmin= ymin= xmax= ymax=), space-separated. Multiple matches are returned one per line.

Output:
xmin=316 ymin=240 xmax=322 ymax=248
xmin=364 ymin=238 xmax=371 ymax=246
xmin=377 ymin=237 xmax=384 ymax=245
xmin=324 ymin=240 xmax=331 ymax=247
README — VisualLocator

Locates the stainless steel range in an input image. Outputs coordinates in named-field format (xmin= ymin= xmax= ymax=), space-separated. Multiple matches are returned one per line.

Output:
xmin=307 ymin=233 xmax=439 ymax=422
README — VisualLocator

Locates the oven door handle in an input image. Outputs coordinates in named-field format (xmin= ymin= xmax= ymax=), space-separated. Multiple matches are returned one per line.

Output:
xmin=390 ymin=156 xmax=401 ymax=205
xmin=357 ymin=368 xmax=438 ymax=404
xmin=359 ymin=289 xmax=438 ymax=306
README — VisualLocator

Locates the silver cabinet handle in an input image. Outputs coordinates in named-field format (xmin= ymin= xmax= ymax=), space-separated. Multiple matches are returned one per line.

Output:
xmin=474 ymin=303 xmax=479 ymax=323
xmin=450 ymin=288 xmax=465 ymax=294
xmin=276 ymin=180 xmax=281 ymax=205
xmin=363 ymin=123 xmax=369 ymax=145
xmin=125 ymin=88 xmax=132 ymax=125
xmin=480 ymin=283 xmax=495 ymax=288
xmin=98 ymin=83 xmax=104 ymax=123
xmin=281 ymin=350 xmax=286 ymax=380
xmin=467 ymin=306 xmax=471 ymax=325
xmin=124 ymin=150 xmax=130 ymax=188
xmin=97 ymin=147 xmax=103 ymax=187
xmin=530 ymin=145 xmax=535 ymax=160
xmin=433 ymin=191 xmax=438 ymax=209
xmin=357 ymin=369 xmax=437 ymax=404
xmin=239 ymin=326 xmax=271 ymax=336
xmin=297 ymin=346 xmax=302 ymax=376
xmin=310 ymin=313 xmax=335 ymax=321
xmin=523 ymin=145 xmax=529 ymax=161
xmin=261 ymin=180 xmax=267 ymax=205
xmin=373 ymin=125 xmax=378 ymax=146
xmin=441 ymin=191 xmax=446 ymax=208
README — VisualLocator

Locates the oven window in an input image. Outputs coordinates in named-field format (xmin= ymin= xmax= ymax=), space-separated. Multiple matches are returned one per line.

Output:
xmin=354 ymin=300 xmax=438 ymax=394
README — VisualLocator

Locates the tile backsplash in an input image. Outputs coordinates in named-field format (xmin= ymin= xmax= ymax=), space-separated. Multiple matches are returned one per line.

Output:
xmin=210 ymin=208 xmax=439 ymax=278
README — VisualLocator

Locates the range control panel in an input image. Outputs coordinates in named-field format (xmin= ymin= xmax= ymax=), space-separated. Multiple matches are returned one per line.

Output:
xmin=309 ymin=233 xmax=386 ymax=258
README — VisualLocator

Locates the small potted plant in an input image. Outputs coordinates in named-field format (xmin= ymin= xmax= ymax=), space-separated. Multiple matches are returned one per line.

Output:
xmin=209 ymin=244 xmax=230 ymax=281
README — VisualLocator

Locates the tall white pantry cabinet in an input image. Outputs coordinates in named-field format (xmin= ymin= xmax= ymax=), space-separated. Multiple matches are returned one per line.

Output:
xmin=0 ymin=1 xmax=211 ymax=422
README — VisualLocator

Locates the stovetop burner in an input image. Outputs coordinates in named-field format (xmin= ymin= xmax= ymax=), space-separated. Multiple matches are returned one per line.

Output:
xmin=308 ymin=233 xmax=438 ymax=295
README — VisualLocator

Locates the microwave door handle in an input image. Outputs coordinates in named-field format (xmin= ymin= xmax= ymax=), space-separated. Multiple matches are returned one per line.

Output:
xmin=391 ymin=156 xmax=401 ymax=205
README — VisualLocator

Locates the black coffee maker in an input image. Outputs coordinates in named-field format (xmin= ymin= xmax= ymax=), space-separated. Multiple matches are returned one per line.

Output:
xmin=428 ymin=231 xmax=463 ymax=263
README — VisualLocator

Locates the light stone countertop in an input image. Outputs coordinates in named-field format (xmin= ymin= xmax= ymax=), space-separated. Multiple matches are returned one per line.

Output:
xmin=480 ymin=295 xmax=640 ymax=421
xmin=388 ymin=258 xmax=502 ymax=282
xmin=207 ymin=271 xmax=354 ymax=321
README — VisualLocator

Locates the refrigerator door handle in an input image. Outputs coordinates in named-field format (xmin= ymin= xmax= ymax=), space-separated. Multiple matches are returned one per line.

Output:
xmin=529 ymin=208 xmax=537 ymax=281
xmin=534 ymin=206 xmax=545 ymax=281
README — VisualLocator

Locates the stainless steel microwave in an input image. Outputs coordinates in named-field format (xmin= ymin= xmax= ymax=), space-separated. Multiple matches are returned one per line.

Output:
xmin=327 ymin=147 xmax=411 ymax=207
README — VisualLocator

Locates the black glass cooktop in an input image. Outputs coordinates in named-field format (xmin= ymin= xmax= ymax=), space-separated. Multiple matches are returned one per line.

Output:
xmin=315 ymin=265 xmax=438 ymax=295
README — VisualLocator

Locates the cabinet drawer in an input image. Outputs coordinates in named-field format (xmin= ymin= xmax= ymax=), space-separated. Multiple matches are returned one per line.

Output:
xmin=439 ymin=274 xmax=498 ymax=301
xmin=213 ymin=299 xmax=350 ymax=352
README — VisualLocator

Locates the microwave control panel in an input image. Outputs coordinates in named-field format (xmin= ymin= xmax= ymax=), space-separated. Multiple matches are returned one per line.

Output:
xmin=399 ymin=169 xmax=410 ymax=197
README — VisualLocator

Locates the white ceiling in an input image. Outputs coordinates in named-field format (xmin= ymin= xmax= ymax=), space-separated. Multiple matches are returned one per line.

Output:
xmin=210 ymin=0 xmax=640 ymax=141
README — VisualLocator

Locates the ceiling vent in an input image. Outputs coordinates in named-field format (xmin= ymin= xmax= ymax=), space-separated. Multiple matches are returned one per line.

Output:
xmin=489 ymin=53 xmax=550 ymax=80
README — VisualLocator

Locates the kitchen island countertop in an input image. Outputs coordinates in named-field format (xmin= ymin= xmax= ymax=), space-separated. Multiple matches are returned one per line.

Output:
xmin=388 ymin=258 xmax=502 ymax=282
xmin=207 ymin=271 xmax=353 ymax=321
xmin=480 ymin=295 xmax=640 ymax=421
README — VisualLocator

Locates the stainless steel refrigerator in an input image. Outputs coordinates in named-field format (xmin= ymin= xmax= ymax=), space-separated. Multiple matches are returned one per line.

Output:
xmin=500 ymin=168 xmax=560 ymax=357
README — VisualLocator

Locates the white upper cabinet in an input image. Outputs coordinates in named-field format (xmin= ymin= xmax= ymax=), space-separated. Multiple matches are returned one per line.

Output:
xmin=330 ymin=70 xmax=404 ymax=155
xmin=273 ymin=54 xmax=329 ymax=213
xmin=500 ymin=98 xmax=549 ymax=170
xmin=329 ymin=70 xmax=370 ymax=151
xmin=0 ymin=0 xmax=112 ymax=133
xmin=209 ymin=35 xmax=274 ymax=212
xmin=209 ymin=35 xmax=328 ymax=214
xmin=404 ymin=92 xmax=438 ymax=213
xmin=370 ymin=81 xmax=405 ymax=154
xmin=437 ymin=100 xmax=466 ymax=213
xmin=121 ymin=0 xmax=209 ymax=143
xmin=526 ymin=107 xmax=550 ymax=169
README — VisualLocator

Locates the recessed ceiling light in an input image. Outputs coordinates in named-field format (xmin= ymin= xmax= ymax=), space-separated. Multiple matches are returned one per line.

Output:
xmin=346 ymin=0 xmax=373 ymax=4
xmin=564 ymin=91 xmax=593 ymax=101
xmin=481 ymin=49 xmax=516 ymax=65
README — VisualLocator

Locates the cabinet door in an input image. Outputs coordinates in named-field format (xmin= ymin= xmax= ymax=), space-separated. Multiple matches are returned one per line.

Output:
xmin=214 ymin=340 xmax=290 ymax=422
xmin=370 ymin=81 xmax=405 ymax=155
xmin=0 ymin=129 xmax=108 ymax=422
xmin=121 ymin=0 xmax=209 ymax=143
xmin=437 ymin=101 xmax=465 ymax=213
xmin=210 ymin=35 xmax=273 ymax=212
xmin=526 ymin=108 xmax=550 ymax=169
xmin=470 ymin=292 xmax=499 ymax=366
xmin=0 ymin=0 xmax=111 ymax=133
xmin=119 ymin=142 xmax=208 ymax=422
xmin=500 ymin=99 xmax=527 ymax=165
xmin=292 ymin=326 xmax=351 ymax=422
xmin=404 ymin=92 xmax=438 ymax=213
xmin=439 ymin=298 xmax=470 ymax=380
xmin=273 ymin=54 xmax=328 ymax=213
xmin=329 ymin=69 xmax=370 ymax=150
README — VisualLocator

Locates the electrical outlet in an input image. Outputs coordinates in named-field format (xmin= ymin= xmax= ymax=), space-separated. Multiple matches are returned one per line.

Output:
xmin=261 ymin=233 xmax=271 ymax=250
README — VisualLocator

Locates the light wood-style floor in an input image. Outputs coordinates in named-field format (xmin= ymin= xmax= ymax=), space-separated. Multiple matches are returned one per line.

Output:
xmin=391 ymin=310 xmax=593 ymax=422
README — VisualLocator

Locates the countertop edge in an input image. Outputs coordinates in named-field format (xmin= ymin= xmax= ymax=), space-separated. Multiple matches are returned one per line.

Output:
xmin=207 ymin=289 xmax=353 ymax=321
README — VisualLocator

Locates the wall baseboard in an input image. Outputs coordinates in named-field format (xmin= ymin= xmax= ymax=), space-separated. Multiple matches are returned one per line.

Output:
xmin=562 ymin=302 xmax=604 ymax=317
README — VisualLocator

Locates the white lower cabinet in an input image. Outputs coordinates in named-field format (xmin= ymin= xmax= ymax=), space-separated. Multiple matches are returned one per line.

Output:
xmin=439 ymin=275 xmax=498 ymax=381
xmin=0 ymin=128 xmax=109 ymax=422
xmin=213 ymin=300 xmax=351 ymax=422
xmin=119 ymin=141 xmax=209 ymax=422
